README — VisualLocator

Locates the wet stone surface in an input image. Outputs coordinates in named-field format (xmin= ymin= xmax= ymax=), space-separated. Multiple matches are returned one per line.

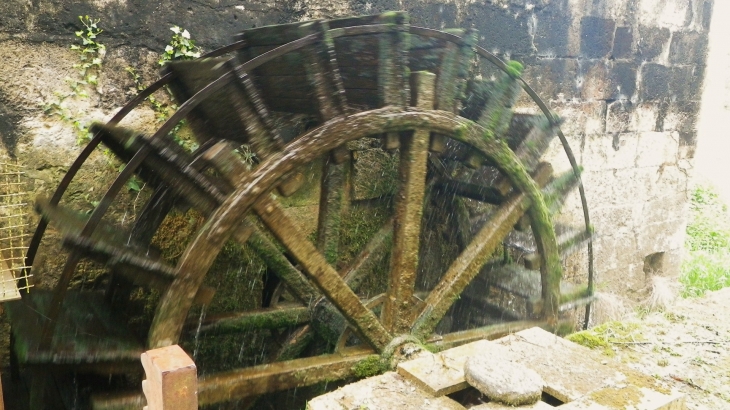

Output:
xmin=464 ymin=354 xmax=544 ymax=406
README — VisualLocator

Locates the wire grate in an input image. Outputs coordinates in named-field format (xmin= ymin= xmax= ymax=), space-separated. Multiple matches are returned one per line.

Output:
xmin=0 ymin=162 xmax=32 ymax=302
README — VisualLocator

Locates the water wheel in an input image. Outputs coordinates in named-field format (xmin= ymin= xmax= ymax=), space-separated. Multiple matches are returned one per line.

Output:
xmin=5 ymin=12 xmax=594 ymax=409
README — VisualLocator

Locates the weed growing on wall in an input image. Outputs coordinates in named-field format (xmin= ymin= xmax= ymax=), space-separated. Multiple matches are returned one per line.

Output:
xmin=42 ymin=15 xmax=106 ymax=145
xmin=126 ymin=25 xmax=202 ymax=152
xmin=680 ymin=185 xmax=730 ymax=297
xmin=159 ymin=26 xmax=201 ymax=65
xmin=71 ymin=16 xmax=106 ymax=95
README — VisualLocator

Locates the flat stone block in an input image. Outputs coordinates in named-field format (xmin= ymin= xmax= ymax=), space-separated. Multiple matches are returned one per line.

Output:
xmin=669 ymin=31 xmax=708 ymax=65
xmin=580 ymin=17 xmax=616 ymax=59
xmin=668 ymin=66 xmax=703 ymax=102
xmin=612 ymin=27 xmax=633 ymax=59
xmin=521 ymin=59 xmax=580 ymax=100
xmin=473 ymin=401 xmax=555 ymax=409
xmin=638 ymin=0 xmax=693 ymax=30
xmin=314 ymin=328 xmax=684 ymax=410
xmin=641 ymin=64 xmax=671 ymax=101
xmin=631 ymin=103 xmax=660 ymax=132
xmin=397 ymin=339 xmax=497 ymax=396
xmin=637 ymin=26 xmax=670 ymax=61
xmin=490 ymin=328 xmax=684 ymax=409
xmin=307 ymin=372 xmax=465 ymax=410
xmin=582 ymin=133 xmax=639 ymax=171
xmin=635 ymin=132 xmax=678 ymax=167
xmin=562 ymin=387 xmax=686 ymax=409
xmin=610 ymin=62 xmax=638 ymax=100
xmin=549 ymin=101 xmax=606 ymax=136
xmin=606 ymin=101 xmax=633 ymax=134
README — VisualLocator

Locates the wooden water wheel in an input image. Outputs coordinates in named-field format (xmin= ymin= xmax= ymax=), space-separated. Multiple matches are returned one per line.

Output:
xmin=5 ymin=12 xmax=595 ymax=409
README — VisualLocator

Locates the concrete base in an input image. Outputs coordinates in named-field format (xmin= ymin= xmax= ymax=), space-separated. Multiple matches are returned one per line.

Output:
xmin=308 ymin=327 xmax=685 ymax=410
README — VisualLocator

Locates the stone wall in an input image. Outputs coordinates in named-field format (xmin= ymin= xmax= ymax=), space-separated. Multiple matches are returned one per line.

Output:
xmin=0 ymin=0 xmax=714 ymax=307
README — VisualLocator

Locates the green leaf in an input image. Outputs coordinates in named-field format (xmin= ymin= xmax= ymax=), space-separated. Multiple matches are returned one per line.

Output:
xmin=127 ymin=178 xmax=141 ymax=192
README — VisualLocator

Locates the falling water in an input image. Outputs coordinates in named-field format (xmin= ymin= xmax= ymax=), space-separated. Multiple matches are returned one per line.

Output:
xmin=193 ymin=304 xmax=207 ymax=360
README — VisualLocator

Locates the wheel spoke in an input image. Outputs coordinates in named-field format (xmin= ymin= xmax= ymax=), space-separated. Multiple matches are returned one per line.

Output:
xmin=199 ymin=347 xmax=374 ymax=404
xmin=187 ymin=305 xmax=310 ymax=335
xmin=342 ymin=219 xmax=393 ymax=293
xmin=316 ymin=159 xmax=349 ymax=265
xmin=247 ymin=226 xmax=320 ymax=305
xmin=382 ymin=71 xmax=435 ymax=334
xmin=411 ymin=163 xmax=553 ymax=339
xmin=255 ymin=197 xmax=392 ymax=351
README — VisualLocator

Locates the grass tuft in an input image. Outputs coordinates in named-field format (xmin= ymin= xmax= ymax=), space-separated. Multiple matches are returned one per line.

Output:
xmin=681 ymin=185 xmax=730 ymax=297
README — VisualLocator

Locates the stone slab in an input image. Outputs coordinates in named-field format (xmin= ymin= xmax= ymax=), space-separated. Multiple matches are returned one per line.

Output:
xmin=472 ymin=401 xmax=555 ymax=409
xmin=491 ymin=328 xmax=685 ymax=409
xmin=398 ymin=327 xmax=684 ymax=409
xmin=306 ymin=372 xmax=465 ymax=410
xmin=396 ymin=339 xmax=496 ymax=396
xmin=561 ymin=387 xmax=686 ymax=409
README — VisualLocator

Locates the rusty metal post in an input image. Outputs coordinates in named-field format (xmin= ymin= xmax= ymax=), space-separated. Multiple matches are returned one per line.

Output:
xmin=142 ymin=345 xmax=197 ymax=410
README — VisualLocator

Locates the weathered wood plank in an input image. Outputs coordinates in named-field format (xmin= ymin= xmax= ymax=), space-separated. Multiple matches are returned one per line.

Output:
xmin=382 ymin=72 xmax=434 ymax=334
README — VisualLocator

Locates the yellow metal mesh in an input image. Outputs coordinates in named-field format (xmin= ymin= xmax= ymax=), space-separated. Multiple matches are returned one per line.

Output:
xmin=0 ymin=161 xmax=32 ymax=302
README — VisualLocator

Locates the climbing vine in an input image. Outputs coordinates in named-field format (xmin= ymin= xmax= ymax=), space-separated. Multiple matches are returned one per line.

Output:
xmin=42 ymin=15 xmax=106 ymax=145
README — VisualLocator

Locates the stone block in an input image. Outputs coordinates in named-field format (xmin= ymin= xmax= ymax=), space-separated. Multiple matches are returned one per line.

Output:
xmin=593 ymin=232 xmax=639 ymax=271
xmin=549 ymin=100 xmax=606 ymax=137
xmin=494 ymin=328 xmax=685 ymax=406
xmin=584 ymin=0 xmax=632 ymax=24
xmin=629 ymin=163 xmax=689 ymax=202
xmin=636 ymin=193 xmax=688 ymax=229
xmin=635 ymin=131 xmax=678 ymax=167
xmin=465 ymin=355 xmax=544 ymax=405
xmin=468 ymin=3 xmax=533 ymax=57
xmin=590 ymin=204 xmax=639 ymax=239
xmin=669 ymin=65 xmax=704 ymax=101
xmin=408 ymin=3 xmax=458 ymax=31
xmin=580 ymin=60 xmax=611 ymax=100
xmin=612 ymin=26 xmax=634 ymax=59
xmin=640 ymin=63 xmax=671 ymax=101
xmin=582 ymin=132 xmax=638 ymax=171
xmin=580 ymin=16 xmax=616 ymax=59
xmin=638 ymin=0 xmax=692 ymax=30
xmin=631 ymin=103 xmax=660 ymax=132
xmin=581 ymin=168 xmax=650 ymax=206
xmin=307 ymin=372 xmax=465 ymax=410
xmin=397 ymin=339 xmax=493 ymax=396
xmin=669 ymin=30 xmax=708 ymax=65
xmin=659 ymin=101 xmax=699 ymax=146
xmin=637 ymin=26 xmax=671 ymax=61
xmin=636 ymin=219 xmax=686 ymax=263
xmin=700 ymin=0 xmax=714 ymax=30
xmin=609 ymin=61 xmax=638 ymax=100
xmin=522 ymin=58 xmax=580 ymax=100
xmin=606 ymin=101 xmax=633 ymax=133
xmin=534 ymin=9 xmax=571 ymax=57
xmin=540 ymin=132 xmax=584 ymax=175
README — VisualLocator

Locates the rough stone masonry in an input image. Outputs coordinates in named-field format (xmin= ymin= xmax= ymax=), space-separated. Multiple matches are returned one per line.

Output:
xmin=0 ymin=0 xmax=714 ymax=313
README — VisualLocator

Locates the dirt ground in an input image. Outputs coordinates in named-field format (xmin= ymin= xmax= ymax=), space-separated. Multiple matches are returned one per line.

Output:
xmin=596 ymin=287 xmax=730 ymax=409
